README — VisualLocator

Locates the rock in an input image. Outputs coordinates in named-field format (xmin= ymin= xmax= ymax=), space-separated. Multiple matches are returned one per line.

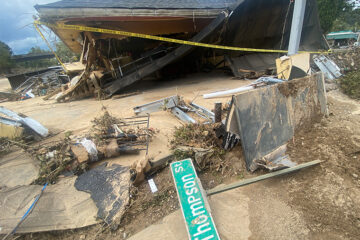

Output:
xmin=105 ymin=139 xmax=120 ymax=158
xmin=131 ymin=155 xmax=152 ymax=186
xmin=325 ymin=83 xmax=338 ymax=92
xmin=352 ymin=173 xmax=358 ymax=179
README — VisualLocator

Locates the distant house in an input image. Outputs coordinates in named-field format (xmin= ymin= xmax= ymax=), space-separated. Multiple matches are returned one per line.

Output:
xmin=326 ymin=31 xmax=360 ymax=48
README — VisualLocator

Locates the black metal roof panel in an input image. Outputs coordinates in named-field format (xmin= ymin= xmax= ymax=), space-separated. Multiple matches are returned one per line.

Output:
xmin=35 ymin=0 xmax=238 ymax=9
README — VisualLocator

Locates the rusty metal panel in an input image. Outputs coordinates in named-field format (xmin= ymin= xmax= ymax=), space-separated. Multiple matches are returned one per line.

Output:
xmin=228 ymin=73 xmax=327 ymax=170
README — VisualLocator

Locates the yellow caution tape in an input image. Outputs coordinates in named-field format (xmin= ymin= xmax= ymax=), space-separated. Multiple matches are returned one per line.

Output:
xmin=34 ymin=20 xmax=331 ymax=55
xmin=33 ymin=22 xmax=68 ymax=72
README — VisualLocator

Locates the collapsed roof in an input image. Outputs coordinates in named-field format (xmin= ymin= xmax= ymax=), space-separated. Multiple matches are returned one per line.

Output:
xmin=34 ymin=0 xmax=328 ymax=99
xmin=35 ymin=0 xmax=238 ymax=11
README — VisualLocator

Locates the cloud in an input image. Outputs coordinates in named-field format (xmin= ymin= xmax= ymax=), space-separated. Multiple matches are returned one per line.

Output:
xmin=0 ymin=0 xmax=57 ymax=54
xmin=8 ymin=37 xmax=48 ymax=54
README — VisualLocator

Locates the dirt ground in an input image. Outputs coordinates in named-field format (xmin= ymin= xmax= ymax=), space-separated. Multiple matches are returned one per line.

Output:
xmin=0 ymin=77 xmax=11 ymax=92
xmin=1 ymin=73 xmax=360 ymax=239
xmin=285 ymin=91 xmax=360 ymax=239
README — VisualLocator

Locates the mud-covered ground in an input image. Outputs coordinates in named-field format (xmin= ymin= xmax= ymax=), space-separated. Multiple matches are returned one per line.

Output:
xmin=1 ymin=73 xmax=360 ymax=239
xmin=285 ymin=91 xmax=360 ymax=239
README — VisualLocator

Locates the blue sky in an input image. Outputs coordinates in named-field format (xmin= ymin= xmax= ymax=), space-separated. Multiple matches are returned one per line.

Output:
xmin=0 ymin=0 xmax=57 ymax=54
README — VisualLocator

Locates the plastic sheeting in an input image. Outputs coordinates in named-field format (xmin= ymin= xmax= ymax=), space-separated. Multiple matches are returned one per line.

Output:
xmin=224 ymin=0 xmax=327 ymax=55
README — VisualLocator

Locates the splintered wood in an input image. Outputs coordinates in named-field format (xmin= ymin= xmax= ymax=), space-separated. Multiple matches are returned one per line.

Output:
xmin=56 ymin=34 xmax=108 ymax=102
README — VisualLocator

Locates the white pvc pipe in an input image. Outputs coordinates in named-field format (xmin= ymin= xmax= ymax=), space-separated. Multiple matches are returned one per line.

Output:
xmin=203 ymin=85 xmax=254 ymax=99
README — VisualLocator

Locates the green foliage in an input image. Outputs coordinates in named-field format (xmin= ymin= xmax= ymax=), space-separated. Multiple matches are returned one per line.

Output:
xmin=15 ymin=41 xmax=78 ymax=70
xmin=55 ymin=41 xmax=79 ymax=63
xmin=331 ymin=8 xmax=360 ymax=32
xmin=339 ymin=70 xmax=360 ymax=99
xmin=15 ymin=46 xmax=55 ymax=70
xmin=317 ymin=0 xmax=349 ymax=33
xmin=29 ymin=46 xmax=48 ymax=54
xmin=0 ymin=41 xmax=14 ymax=74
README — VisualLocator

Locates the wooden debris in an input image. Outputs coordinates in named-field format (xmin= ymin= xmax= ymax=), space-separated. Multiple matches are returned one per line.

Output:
xmin=71 ymin=145 xmax=89 ymax=163
xmin=131 ymin=156 xmax=152 ymax=186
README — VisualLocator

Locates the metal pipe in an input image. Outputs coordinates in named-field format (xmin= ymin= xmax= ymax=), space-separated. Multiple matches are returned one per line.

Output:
xmin=203 ymin=85 xmax=254 ymax=99
xmin=207 ymin=160 xmax=321 ymax=196
xmin=288 ymin=0 xmax=307 ymax=55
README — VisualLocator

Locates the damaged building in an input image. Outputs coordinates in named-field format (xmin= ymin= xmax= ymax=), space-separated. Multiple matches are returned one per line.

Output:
xmin=34 ymin=0 xmax=327 ymax=101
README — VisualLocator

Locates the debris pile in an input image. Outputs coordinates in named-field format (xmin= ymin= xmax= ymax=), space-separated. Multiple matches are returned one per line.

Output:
xmin=8 ymin=67 xmax=70 ymax=101
xmin=90 ymin=109 xmax=154 ymax=158
xmin=329 ymin=47 xmax=360 ymax=73
xmin=32 ymin=139 xmax=81 ymax=185
xmin=134 ymin=95 xmax=215 ymax=123
xmin=171 ymin=124 xmax=220 ymax=149
xmin=29 ymin=109 xmax=155 ymax=185
xmin=313 ymin=48 xmax=360 ymax=95
xmin=170 ymin=124 xmax=228 ymax=172
xmin=54 ymin=36 xmax=111 ymax=102
xmin=0 ymin=92 xmax=20 ymax=102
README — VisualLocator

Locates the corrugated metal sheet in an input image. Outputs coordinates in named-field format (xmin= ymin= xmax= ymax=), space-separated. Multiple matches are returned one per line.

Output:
xmin=35 ymin=0 xmax=238 ymax=10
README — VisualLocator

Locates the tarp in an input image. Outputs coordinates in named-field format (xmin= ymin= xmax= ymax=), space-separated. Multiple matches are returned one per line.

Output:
xmin=225 ymin=0 xmax=327 ymax=54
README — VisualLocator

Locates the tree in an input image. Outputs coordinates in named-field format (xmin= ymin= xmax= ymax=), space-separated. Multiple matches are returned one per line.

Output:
xmin=16 ymin=47 xmax=54 ymax=69
xmin=332 ymin=7 xmax=360 ymax=31
xmin=0 ymin=41 xmax=14 ymax=74
xmin=55 ymin=41 xmax=79 ymax=63
xmin=317 ymin=0 xmax=350 ymax=32
xmin=28 ymin=46 xmax=49 ymax=54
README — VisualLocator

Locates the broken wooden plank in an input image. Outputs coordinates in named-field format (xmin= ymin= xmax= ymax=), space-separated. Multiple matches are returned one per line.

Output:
xmin=43 ymin=88 xmax=61 ymax=100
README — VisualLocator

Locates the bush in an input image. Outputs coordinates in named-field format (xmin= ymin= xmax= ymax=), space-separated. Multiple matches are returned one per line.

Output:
xmin=338 ymin=70 xmax=360 ymax=99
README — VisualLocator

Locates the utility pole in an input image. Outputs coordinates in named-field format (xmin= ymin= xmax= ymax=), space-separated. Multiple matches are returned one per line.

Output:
xmin=288 ymin=0 xmax=307 ymax=55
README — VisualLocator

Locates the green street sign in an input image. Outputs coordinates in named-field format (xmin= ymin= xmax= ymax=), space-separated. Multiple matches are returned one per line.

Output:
xmin=170 ymin=159 xmax=220 ymax=240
